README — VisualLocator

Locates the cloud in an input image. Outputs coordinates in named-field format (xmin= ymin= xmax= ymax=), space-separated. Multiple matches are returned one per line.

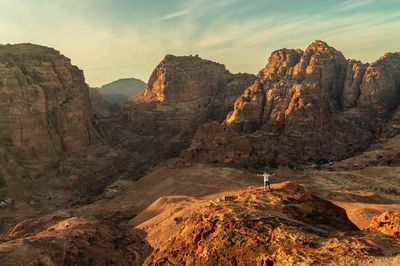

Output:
xmin=0 ymin=0 xmax=398 ymax=87
xmin=340 ymin=0 xmax=375 ymax=11
xmin=161 ymin=8 xmax=191 ymax=20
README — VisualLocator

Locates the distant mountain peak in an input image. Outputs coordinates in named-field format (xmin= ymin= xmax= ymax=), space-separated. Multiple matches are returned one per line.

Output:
xmin=98 ymin=77 xmax=147 ymax=107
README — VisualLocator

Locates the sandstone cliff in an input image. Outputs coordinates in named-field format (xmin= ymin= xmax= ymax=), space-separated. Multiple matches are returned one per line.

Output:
xmin=0 ymin=44 xmax=97 ymax=171
xmin=123 ymin=55 xmax=255 ymax=158
xmin=184 ymin=41 xmax=400 ymax=166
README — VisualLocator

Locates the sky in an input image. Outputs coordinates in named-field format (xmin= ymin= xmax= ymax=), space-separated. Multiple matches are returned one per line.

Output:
xmin=0 ymin=0 xmax=399 ymax=87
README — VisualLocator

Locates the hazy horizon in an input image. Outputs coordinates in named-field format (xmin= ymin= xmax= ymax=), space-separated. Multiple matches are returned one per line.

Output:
xmin=0 ymin=0 xmax=399 ymax=87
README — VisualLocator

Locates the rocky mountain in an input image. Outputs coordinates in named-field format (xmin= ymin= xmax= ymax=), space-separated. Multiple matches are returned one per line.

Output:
xmin=1 ymin=41 xmax=400 ymax=265
xmin=0 ymin=44 xmax=144 ymax=235
xmin=184 ymin=41 xmax=400 ymax=167
xmin=0 ymin=43 xmax=97 ymax=171
xmin=123 ymin=54 xmax=255 ymax=159
xmin=98 ymin=78 xmax=146 ymax=107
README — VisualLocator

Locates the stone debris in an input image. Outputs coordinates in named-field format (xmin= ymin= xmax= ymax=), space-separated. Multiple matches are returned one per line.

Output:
xmin=224 ymin=195 xmax=238 ymax=201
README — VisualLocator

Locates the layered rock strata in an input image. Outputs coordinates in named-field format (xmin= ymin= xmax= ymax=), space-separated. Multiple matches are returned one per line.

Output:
xmin=0 ymin=43 xmax=96 ymax=170
xmin=124 ymin=55 xmax=255 ymax=158
xmin=184 ymin=41 xmax=400 ymax=166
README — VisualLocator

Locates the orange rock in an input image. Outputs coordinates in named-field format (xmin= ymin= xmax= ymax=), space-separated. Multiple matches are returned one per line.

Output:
xmin=369 ymin=212 xmax=400 ymax=237
xmin=184 ymin=41 xmax=400 ymax=167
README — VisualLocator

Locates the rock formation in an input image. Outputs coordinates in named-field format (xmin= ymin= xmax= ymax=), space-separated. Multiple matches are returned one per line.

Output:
xmin=1 ymin=180 xmax=399 ymax=266
xmin=369 ymin=212 xmax=400 ymax=237
xmin=142 ymin=183 xmax=399 ymax=265
xmin=368 ymin=212 xmax=400 ymax=238
xmin=184 ymin=41 xmax=400 ymax=166
xmin=0 ymin=213 xmax=152 ymax=266
xmin=124 ymin=55 xmax=255 ymax=158
xmin=0 ymin=44 xmax=97 ymax=171
xmin=0 ymin=44 xmax=134 ymax=232
xmin=1 ymin=41 xmax=400 ymax=265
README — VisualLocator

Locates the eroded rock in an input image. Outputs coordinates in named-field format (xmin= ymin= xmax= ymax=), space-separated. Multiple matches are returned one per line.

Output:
xmin=123 ymin=55 xmax=255 ymax=159
xmin=184 ymin=41 xmax=400 ymax=166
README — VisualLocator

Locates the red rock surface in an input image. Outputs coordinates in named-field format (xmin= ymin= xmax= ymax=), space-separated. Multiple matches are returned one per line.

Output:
xmin=184 ymin=41 xmax=400 ymax=166
xmin=332 ymin=106 xmax=400 ymax=170
xmin=1 ymin=180 xmax=399 ymax=266
xmin=369 ymin=212 xmax=400 ymax=237
xmin=123 ymin=55 xmax=255 ymax=158
xmin=0 ymin=44 xmax=97 ymax=170
xmin=1 ymin=42 xmax=400 ymax=266
xmin=142 ymin=184 xmax=399 ymax=265
xmin=0 ymin=214 xmax=152 ymax=266
xmin=0 ymin=44 xmax=142 ymax=234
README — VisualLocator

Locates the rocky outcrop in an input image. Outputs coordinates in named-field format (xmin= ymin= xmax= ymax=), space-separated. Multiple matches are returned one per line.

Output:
xmin=369 ymin=212 xmax=400 ymax=237
xmin=0 ymin=214 xmax=152 ymax=266
xmin=324 ymin=105 xmax=400 ymax=170
xmin=124 ymin=55 xmax=255 ymax=158
xmin=358 ymin=53 xmax=400 ymax=112
xmin=0 ymin=44 xmax=97 ymax=170
xmin=2 ymin=180 xmax=399 ymax=265
xmin=184 ymin=41 xmax=400 ymax=166
xmin=143 ymin=184 xmax=399 ymax=265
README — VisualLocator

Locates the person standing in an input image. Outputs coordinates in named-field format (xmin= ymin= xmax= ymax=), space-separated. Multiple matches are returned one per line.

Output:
xmin=257 ymin=171 xmax=274 ymax=191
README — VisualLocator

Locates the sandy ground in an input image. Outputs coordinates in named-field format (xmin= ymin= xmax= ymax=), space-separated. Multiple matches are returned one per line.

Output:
xmin=293 ymin=166 xmax=400 ymax=229
xmin=2 ymin=161 xmax=398 ymax=232
xmin=74 ymin=163 xmax=400 ymax=230
xmin=1 ymin=162 xmax=399 ymax=265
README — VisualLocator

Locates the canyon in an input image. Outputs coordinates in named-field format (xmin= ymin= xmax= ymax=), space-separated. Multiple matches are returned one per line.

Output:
xmin=0 ymin=41 xmax=399 ymax=265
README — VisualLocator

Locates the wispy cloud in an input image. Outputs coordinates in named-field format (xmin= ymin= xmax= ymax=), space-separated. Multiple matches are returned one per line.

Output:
xmin=340 ymin=0 xmax=375 ymax=11
xmin=0 ymin=0 xmax=398 ymax=86
xmin=161 ymin=8 xmax=190 ymax=20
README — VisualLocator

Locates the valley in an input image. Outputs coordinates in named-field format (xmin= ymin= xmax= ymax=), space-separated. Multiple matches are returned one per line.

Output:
xmin=0 ymin=40 xmax=399 ymax=265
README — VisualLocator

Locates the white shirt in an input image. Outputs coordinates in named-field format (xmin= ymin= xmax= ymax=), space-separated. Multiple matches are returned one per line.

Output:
xmin=263 ymin=173 xmax=270 ymax=182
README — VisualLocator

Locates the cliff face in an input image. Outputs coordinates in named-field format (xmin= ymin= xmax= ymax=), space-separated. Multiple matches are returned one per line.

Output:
xmin=0 ymin=44 xmax=96 ymax=168
xmin=124 ymin=55 xmax=255 ymax=158
xmin=184 ymin=41 xmax=400 ymax=166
